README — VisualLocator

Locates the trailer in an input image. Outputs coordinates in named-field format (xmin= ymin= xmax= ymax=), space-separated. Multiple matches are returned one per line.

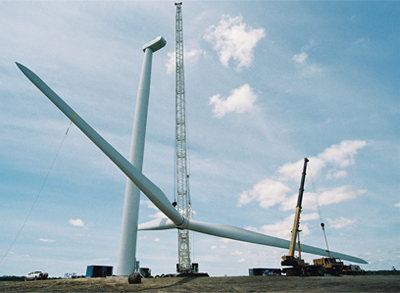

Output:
xmin=85 ymin=265 xmax=113 ymax=278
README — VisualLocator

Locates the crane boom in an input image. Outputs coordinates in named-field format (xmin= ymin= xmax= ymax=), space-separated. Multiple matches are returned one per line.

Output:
xmin=174 ymin=2 xmax=192 ymax=274
xmin=282 ymin=158 xmax=309 ymax=266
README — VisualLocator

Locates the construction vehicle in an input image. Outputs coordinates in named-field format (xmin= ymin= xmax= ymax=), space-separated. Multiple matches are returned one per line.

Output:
xmin=342 ymin=264 xmax=365 ymax=275
xmin=281 ymin=158 xmax=345 ymax=276
xmin=310 ymin=256 xmax=344 ymax=276
xmin=281 ymin=158 xmax=310 ymax=276
xmin=308 ymin=222 xmax=344 ymax=276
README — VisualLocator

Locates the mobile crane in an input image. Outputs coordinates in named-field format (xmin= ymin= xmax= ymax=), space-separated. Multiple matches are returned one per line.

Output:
xmin=281 ymin=158 xmax=344 ymax=276
xmin=281 ymin=158 xmax=310 ymax=276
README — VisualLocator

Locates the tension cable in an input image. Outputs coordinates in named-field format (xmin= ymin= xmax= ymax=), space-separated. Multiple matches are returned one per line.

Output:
xmin=308 ymin=163 xmax=331 ymax=257
xmin=0 ymin=117 xmax=75 ymax=266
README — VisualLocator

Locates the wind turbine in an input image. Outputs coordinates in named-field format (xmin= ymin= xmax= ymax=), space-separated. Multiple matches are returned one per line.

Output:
xmin=117 ymin=36 xmax=166 ymax=276
xmin=16 ymin=40 xmax=367 ymax=269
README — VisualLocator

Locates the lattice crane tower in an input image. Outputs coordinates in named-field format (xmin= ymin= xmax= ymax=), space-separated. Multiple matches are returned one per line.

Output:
xmin=174 ymin=2 xmax=193 ymax=273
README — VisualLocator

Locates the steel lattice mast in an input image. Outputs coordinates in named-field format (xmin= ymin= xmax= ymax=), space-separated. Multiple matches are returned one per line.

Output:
xmin=174 ymin=2 xmax=192 ymax=273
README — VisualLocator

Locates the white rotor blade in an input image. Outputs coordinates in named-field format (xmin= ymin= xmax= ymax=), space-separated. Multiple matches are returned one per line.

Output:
xmin=138 ymin=218 xmax=177 ymax=230
xmin=139 ymin=218 xmax=367 ymax=264
xmin=16 ymin=62 xmax=186 ymax=228
xmin=187 ymin=220 xmax=368 ymax=264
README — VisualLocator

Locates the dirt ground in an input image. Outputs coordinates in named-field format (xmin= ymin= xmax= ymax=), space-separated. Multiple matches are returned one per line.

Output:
xmin=1 ymin=275 xmax=399 ymax=292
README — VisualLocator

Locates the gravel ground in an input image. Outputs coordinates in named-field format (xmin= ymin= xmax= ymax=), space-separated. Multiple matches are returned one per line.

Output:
xmin=1 ymin=275 xmax=399 ymax=292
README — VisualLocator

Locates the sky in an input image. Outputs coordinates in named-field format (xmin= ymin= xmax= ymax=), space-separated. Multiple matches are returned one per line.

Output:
xmin=0 ymin=1 xmax=399 ymax=277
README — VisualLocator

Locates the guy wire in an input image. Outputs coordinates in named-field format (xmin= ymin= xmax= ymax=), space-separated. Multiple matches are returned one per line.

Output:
xmin=0 ymin=121 xmax=73 ymax=266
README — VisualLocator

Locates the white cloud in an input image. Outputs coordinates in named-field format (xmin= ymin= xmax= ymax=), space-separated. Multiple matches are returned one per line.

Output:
xmin=278 ymin=193 xmax=305 ymax=212
xmin=293 ymin=52 xmax=308 ymax=64
xmin=256 ymin=215 xmax=293 ymax=239
xmin=149 ymin=211 xmax=165 ymax=219
xmin=165 ymin=49 xmax=204 ymax=74
xmin=209 ymin=84 xmax=257 ymax=118
xmin=141 ymin=200 xmax=165 ymax=219
xmin=327 ymin=217 xmax=356 ymax=229
xmin=327 ymin=169 xmax=348 ymax=179
xmin=154 ymin=238 xmax=160 ymax=242
xmin=204 ymin=15 xmax=265 ymax=70
xmin=278 ymin=159 xmax=313 ymax=182
xmin=280 ymin=187 xmax=366 ymax=212
xmin=237 ymin=258 xmax=246 ymax=263
xmin=248 ymin=212 xmax=317 ymax=239
xmin=302 ymin=212 xmax=320 ymax=221
xmin=238 ymin=179 xmax=290 ymax=208
xmin=318 ymin=140 xmax=366 ymax=168
xmin=292 ymin=41 xmax=314 ymax=64
xmin=39 ymin=238 xmax=55 ymax=243
xmin=299 ymin=64 xmax=322 ymax=78
xmin=292 ymin=41 xmax=323 ymax=78
xmin=141 ymin=200 xmax=157 ymax=210
xmin=239 ymin=141 xmax=367 ymax=210
xmin=165 ymin=52 xmax=175 ymax=73
xmin=278 ymin=140 xmax=366 ymax=181
xmin=187 ymin=49 xmax=204 ymax=59
xmin=395 ymin=202 xmax=400 ymax=208
xmin=68 ymin=219 xmax=85 ymax=227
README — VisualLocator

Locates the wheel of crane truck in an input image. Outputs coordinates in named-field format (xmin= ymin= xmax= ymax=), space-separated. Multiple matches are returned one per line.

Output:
xmin=309 ymin=267 xmax=316 ymax=276
xmin=308 ymin=267 xmax=317 ymax=276
xmin=318 ymin=267 xmax=324 ymax=276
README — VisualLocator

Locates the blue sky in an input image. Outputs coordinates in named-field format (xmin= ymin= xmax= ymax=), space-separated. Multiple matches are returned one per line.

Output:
xmin=1 ymin=1 xmax=399 ymax=277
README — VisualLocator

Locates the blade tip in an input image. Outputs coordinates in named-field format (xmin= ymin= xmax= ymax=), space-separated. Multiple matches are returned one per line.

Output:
xmin=15 ymin=62 xmax=28 ymax=73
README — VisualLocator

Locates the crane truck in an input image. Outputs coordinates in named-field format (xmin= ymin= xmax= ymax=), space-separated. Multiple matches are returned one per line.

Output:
xmin=281 ymin=158 xmax=344 ymax=276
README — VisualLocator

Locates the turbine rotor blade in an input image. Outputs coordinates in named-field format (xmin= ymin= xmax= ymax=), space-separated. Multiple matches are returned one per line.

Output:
xmin=187 ymin=220 xmax=368 ymax=264
xmin=16 ymin=62 xmax=186 ymax=228
xmin=138 ymin=218 xmax=177 ymax=230
xmin=139 ymin=218 xmax=367 ymax=264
